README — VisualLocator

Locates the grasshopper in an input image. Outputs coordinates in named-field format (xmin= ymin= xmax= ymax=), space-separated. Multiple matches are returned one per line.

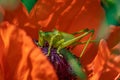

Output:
xmin=37 ymin=28 xmax=95 ymax=79
xmin=38 ymin=28 xmax=94 ymax=58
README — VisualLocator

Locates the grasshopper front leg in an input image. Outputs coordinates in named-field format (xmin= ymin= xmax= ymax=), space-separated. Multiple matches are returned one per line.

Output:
xmin=47 ymin=34 xmax=60 ymax=56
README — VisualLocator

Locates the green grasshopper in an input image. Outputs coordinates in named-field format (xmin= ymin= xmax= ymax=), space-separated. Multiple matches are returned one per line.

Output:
xmin=38 ymin=28 xmax=94 ymax=58
xmin=37 ymin=28 xmax=94 ymax=79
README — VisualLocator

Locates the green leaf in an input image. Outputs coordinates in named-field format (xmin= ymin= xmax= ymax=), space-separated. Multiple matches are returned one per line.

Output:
xmin=101 ymin=0 xmax=120 ymax=26
xmin=60 ymin=48 xmax=86 ymax=80
xmin=21 ymin=0 xmax=37 ymax=13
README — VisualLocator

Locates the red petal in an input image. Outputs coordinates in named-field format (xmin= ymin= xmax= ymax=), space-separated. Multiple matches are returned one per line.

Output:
xmin=3 ymin=0 xmax=104 ymax=38
xmin=106 ymin=26 xmax=120 ymax=49
xmin=0 ymin=22 xmax=58 ymax=80
xmin=87 ymin=39 xmax=111 ymax=80
xmin=107 ymin=43 xmax=120 ymax=73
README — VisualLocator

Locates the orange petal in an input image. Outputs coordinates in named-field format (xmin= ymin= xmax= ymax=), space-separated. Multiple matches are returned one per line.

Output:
xmin=37 ymin=0 xmax=104 ymax=34
xmin=0 ymin=32 xmax=4 ymax=80
xmin=80 ymin=43 xmax=98 ymax=66
xmin=106 ymin=26 xmax=120 ymax=49
xmin=3 ymin=0 xmax=104 ymax=36
xmin=114 ymin=73 xmax=120 ymax=80
xmin=0 ymin=22 xmax=58 ymax=80
xmin=3 ymin=3 xmax=40 ymax=39
xmin=107 ymin=43 xmax=120 ymax=73
xmin=58 ymin=0 xmax=104 ymax=33
xmin=87 ymin=39 xmax=111 ymax=80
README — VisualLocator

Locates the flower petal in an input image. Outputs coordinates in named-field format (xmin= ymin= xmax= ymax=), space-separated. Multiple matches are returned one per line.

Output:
xmin=0 ymin=33 xmax=4 ymax=80
xmin=87 ymin=39 xmax=111 ymax=80
xmin=106 ymin=26 xmax=120 ymax=49
xmin=107 ymin=42 xmax=120 ymax=73
xmin=3 ymin=0 xmax=104 ymax=36
xmin=0 ymin=22 xmax=58 ymax=80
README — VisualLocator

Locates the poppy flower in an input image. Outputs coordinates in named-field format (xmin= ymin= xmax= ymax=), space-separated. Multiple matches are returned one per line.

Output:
xmin=1 ymin=0 xmax=120 ymax=80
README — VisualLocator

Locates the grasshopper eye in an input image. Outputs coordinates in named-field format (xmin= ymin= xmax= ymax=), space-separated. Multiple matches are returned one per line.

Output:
xmin=35 ymin=29 xmax=95 ymax=80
